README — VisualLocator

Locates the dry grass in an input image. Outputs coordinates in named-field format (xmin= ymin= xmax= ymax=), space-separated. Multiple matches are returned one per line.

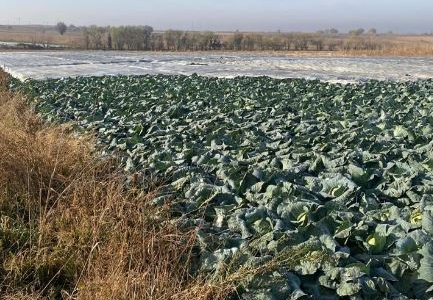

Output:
xmin=341 ymin=41 xmax=433 ymax=57
xmin=0 ymin=69 xmax=217 ymax=300
xmin=0 ymin=31 xmax=84 ymax=48
xmin=176 ymin=241 xmax=334 ymax=300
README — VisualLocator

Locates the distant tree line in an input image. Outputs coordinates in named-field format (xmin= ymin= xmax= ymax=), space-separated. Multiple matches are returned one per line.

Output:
xmin=79 ymin=25 xmax=384 ymax=52
xmin=83 ymin=26 xmax=223 ymax=51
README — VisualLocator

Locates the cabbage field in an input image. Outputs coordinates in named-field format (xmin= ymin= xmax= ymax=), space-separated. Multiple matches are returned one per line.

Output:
xmin=14 ymin=75 xmax=433 ymax=300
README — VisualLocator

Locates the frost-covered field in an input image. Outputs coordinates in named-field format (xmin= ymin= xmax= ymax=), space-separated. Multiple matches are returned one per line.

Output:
xmin=2 ymin=51 xmax=433 ymax=82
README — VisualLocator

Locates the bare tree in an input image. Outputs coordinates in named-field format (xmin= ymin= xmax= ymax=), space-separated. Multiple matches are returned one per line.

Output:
xmin=163 ymin=30 xmax=177 ymax=50
xmin=232 ymin=31 xmax=244 ymax=51
xmin=293 ymin=34 xmax=309 ymax=50
xmin=243 ymin=34 xmax=255 ymax=50
xmin=111 ymin=27 xmax=126 ymax=50
xmin=107 ymin=32 xmax=112 ymax=50
xmin=311 ymin=38 xmax=324 ymax=51
xmin=84 ymin=26 xmax=106 ymax=49
xmin=56 ymin=22 xmax=67 ymax=35
xmin=143 ymin=25 xmax=153 ymax=50
xmin=151 ymin=33 xmax=164 ymax=51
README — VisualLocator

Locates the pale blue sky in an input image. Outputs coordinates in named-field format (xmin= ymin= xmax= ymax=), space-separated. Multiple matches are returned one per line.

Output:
xmin=1 ymin=0 xmax=432 ymax=33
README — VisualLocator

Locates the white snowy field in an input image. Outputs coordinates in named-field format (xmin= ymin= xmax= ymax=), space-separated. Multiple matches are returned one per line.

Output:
xmin=1 ymin=51 xmax=433 ymax=82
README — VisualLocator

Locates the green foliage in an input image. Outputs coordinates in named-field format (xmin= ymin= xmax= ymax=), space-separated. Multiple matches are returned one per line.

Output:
xmin=15 ymin=75 xmax=433 ymax=299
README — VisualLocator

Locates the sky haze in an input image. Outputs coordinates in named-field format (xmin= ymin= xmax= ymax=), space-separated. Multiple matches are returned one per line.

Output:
xmin=1 ymin=0 xmax=432 ymax=33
